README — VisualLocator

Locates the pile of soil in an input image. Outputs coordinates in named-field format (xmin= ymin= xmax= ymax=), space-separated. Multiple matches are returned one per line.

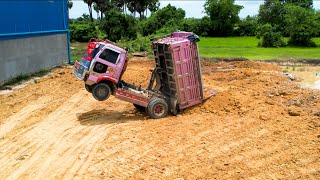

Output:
xmin=191 ymin=61 xmax=319 ymax=116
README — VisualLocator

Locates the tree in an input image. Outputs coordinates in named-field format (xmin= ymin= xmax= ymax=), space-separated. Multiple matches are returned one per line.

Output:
xmin=280 ymin=0 xmax=313 ymax=9
xmin=100 ymin=10 xmax=137 ymax=41
xmin=204 ymin=0 xmax=243 ymax=36
xmin=83 ymin=0 xmax=94 ymax=22
xmin=258 ymin=0 xmax=286 ymax=33
xmin=95 ymin=0 xmax=115 ymax=13
xmin=147 ymin=0 xmax=160 ymax=15
xmin=67 ymin=0 xmax=73 ymax=9
xmin=284 ymin=5 xmax=319 ymax=46
xmin=136 ymin=0 xmax=148 ymax=20
xmin=139 ymin=4 xmax=185 ymax=36
xmin=70 ymin=14 xmax=97 ymax=42
xmin=317 ymin=10 xmax=320 ymax=36
xmin=126 ymin=0 xmax=159 ymax=19
xmin=127 ymin=0 xmax=138 ymax=17
xmin=93 ymin=3 xmax=101 ymax=20
xmin=258 ymin=0 xmax=314 ymax=35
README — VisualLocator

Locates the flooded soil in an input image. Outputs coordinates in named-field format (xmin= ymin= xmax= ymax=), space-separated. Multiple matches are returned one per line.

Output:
xmin=282 ymin=64 xmax=320 ymax=89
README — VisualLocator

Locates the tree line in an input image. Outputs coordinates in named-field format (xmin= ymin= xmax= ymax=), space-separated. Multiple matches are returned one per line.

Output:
xmin=83 ymin=0 xmax=159 ymax=21
xmin=68 ymin=0 xmax=320 ymax=47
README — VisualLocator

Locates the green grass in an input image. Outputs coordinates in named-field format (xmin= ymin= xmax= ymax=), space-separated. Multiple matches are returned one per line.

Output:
xmin=71 ymin=37 xmax=320 ymax=61
xmin=198 ymin=37 xmax=320 ymax=60
xmin=70 ymin=42 xmax=87 ymax=61
xmin=1 ymin=70 xmax=49 ymax=88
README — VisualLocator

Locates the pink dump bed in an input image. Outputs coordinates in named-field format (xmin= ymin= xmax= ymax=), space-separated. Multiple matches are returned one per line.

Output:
xmin=153 ymin=32 xmax=203 ymax=110
xmin=170 ymin=40 xmax=203 ymax=109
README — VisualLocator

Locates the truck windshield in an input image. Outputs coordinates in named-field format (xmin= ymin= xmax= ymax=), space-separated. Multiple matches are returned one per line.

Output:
xmin=99 ymin=48 xmax=119 ymax=64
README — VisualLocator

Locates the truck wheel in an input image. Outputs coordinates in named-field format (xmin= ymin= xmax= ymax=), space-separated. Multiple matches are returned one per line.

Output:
xmin=92 ymin=83 xmax=111 ymax=101
xmin=85 ymin=84 xmax=92 ymax=93
xmin=147 ymin=98 xmax=168 ymax=119
xmin=133 ymin=104 xmax=145 ymax=112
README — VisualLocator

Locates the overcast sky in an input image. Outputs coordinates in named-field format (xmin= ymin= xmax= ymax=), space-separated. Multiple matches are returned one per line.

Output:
xmin=70 ymin=0 xmax=320 ymax=19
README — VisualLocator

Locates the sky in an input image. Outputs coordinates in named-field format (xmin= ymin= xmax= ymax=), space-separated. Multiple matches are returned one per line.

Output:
xmin=69 ymin=0 xmax=320 ymax=19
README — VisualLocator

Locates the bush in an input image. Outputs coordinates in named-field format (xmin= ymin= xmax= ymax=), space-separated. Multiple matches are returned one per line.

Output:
xmin=70 ymin=23 xmax=97 ymax=42
xmin=117 ymin=35 xmax=152 ymax=54
xmin=155 ymin=19 xmax=182 ymax=35
xmin=179 ymin=18 xmax=201 ymax=35
xmin=288 ymin=34 xmax=317 ymax=47
xmin=100 ymin=10 xmax=137 ymax=42
xmin=198 ymin=16 xmax=212 ymax=36
xmin=235 ymin=16 xmax=258 ymax=36
xmin=256 ymin=23 xmax=286 ymax=47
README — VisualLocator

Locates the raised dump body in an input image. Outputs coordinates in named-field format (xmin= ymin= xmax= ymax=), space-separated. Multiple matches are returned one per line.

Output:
xmin=152 ymin=32 xmax=204 ymax=110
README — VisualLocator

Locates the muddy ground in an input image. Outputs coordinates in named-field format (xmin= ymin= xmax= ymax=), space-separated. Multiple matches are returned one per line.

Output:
xmin=0 ymin=58 xmax=319 ymax=179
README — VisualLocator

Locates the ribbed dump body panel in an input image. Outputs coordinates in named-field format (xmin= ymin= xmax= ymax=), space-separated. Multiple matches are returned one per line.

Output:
xmin=152 ymin=34 xmax=203 ymax=109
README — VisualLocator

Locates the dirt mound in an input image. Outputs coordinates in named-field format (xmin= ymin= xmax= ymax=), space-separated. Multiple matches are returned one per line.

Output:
xmin=189 ymin=61 xmax=319 ymax=120
xmin=0 ymin=66 xmax=82 ymax=123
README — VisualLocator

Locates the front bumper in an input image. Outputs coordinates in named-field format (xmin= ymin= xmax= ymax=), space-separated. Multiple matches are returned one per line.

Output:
xmin=72 ymin=59 xmax=91 ymax=80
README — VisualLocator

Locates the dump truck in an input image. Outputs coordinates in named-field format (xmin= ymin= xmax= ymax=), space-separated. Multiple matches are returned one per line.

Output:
xmin=73 ymin=31 xmax=207 ymax=119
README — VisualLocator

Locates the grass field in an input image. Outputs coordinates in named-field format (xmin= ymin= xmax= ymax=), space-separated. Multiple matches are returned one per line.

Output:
xmin=71 ymin=37 xmax=320 ymax=61
xmin=198 ymin=37 xmax=320 ymax=60
xmin=70 ymin=42 xmax=87 ymax=61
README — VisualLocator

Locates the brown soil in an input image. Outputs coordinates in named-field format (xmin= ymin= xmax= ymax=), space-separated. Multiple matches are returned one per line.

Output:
xmin=0 ymin=58 xmax=319 ymax=179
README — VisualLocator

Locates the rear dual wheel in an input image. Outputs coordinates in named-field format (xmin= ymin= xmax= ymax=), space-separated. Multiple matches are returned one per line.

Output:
xmin=146 ymin=98 xmax=169 ymax=119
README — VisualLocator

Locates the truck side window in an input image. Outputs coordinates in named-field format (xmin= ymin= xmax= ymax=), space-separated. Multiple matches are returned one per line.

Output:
xmin=91 ymin=44 xmax=105 ymax=59
xmin=99 ymin=48 xmax=119 ymax=64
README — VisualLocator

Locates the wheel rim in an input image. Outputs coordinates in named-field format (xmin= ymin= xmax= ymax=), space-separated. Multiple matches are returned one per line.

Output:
xmin=154 ymin=104 xmax=165 ymax=116
xmin=97 ymin=87 xmax=107 ymax=97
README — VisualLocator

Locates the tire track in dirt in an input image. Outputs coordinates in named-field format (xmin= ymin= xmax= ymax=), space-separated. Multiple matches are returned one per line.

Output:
xmin=60 ymin=126 xmax=108 ymax=179
xmin=85 ymin=115 xmax=270 ymax=178
xmin=0 ymin=125 xmax=35 ymax=154
xmin=0 ymin=92 xmax=85 ymax=163
xmin=0 ymin=91 xmax=87 ymax=179
xmin=0 ymin=96 xmax=52 ymax=137
xmin=0 ymin=89 xmax=133 ymax=179
xmin=30 ymin=125 xmax=103 ymax=179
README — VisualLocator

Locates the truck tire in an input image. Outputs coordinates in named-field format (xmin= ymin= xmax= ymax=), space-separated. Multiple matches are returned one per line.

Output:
xmin=133 ymin=104 xmax=145 ymax=112
xmin=85 ymin=84 xmax=92 ymax=93
xmin=146 ymin=98 xmax=168 ymax=119
xmin=92 ymin=83 xmax=111 ymax=101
